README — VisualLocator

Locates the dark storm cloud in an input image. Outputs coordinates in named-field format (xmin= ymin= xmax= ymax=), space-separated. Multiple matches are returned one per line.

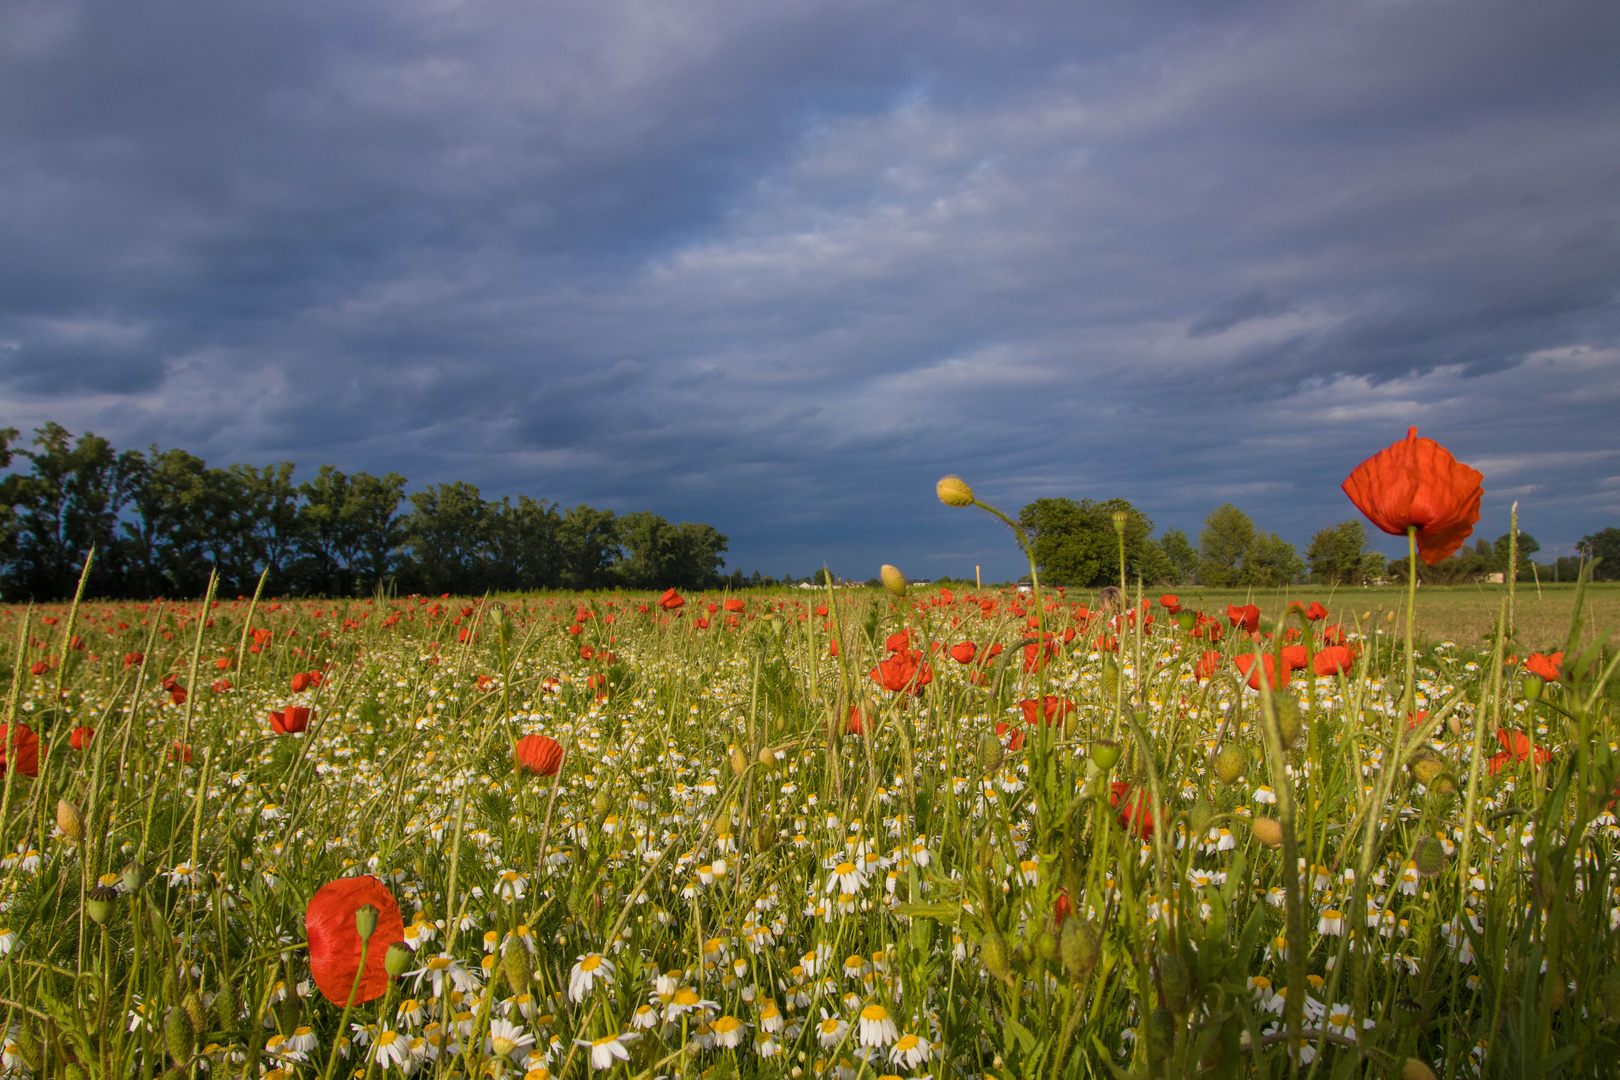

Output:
xmin=1 ymin=0 xmax=1618 ymax=581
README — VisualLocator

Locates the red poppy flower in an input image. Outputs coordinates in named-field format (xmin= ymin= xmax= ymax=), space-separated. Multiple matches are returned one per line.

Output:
xmin=723 ymin=598 xmax=746 ymax=613
xmin=1093 ymin=633 xmax=1118 ymax=653
xmin=1109 ymin=782 xmax=1154 ymax=837
xmin=1303 ymin=602 xmax=1329 ymax=622
xmin=827 ymin=638 xmax=838 ymax=656
xmin=948 ymin=641 xmax=977 ymax=664
xmin=1522 ymin=652 xmax=1563 ymax=682
xmin=70 ymin=725 xmax=94 ymax=750
xmin=166 ymin=742 xmax=193 ymax=764
xmin=1488 ymin=728 xmax=1551 ymax=774
xmin=1234 ymin=653 xmax=1289 ymax=691
xmin=1227 ymin=605 xmax=1260 ymax=633
xmin=1195 ymin=649 xmax=1222 ymax=682
xmin=1160 ymin=594 xmax=1181 ymax=613
xmin=123 ymin=652 xmax=144 ymax=668
xmin=1053 ymin=888 xmax=1072 ymax=926
xmin=1023 ymin=636 xmax=1059 ymax=672
xmin=0 ymin=724 xmax=41 ymax=777
xmin=885 ymin=630 xmax=917 ymax=653
xmin=869 ymin=649 xmax=932 ymax=694
xmin=291 ymin=672 xmax=313 ymax=693
xmin=1341 ymin=427 xmax=1484 ymax=564
xmin=306 ymin=876 xmax=406 ymax=1006
xmin=29 ymin=661 xmax=49 ymax=677
xmin=845 ymin=705 xmax=871 ymax=736
xmin=815 ymin=605 xmax=829 ymax=616
xmin=271 ymin=707 xmax=311 ymax=735
xmin=514 ymin=734 xmax=565 ymax=777
xmin=1019 ymin=696 xmax=1074 ymax=726
xmin=1313 ymin=645 xmax=1357 ymax=677
xmin=1280 ymin=645 xmax=1309 ymax=672
xmin=1321 ymin=624 xmax=1346 ymax=646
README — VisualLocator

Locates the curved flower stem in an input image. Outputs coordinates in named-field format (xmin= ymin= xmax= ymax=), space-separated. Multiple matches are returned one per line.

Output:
xmin=323 ymin=936 xmax=372 ymax=1080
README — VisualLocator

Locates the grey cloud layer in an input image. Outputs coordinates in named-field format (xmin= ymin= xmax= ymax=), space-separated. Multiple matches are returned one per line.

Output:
xmin=1 ymin=0 xmax=1616 ymax=580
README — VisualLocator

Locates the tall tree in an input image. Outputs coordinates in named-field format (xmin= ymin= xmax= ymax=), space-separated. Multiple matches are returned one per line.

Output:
xmin=400 ymin=482 xmax=490 ymax=595
xmin=1158 ymin=528 xmax=1198 ymax=585
xmin=1305 ymin=521 xmax=1369 ymax=584
xmin=1241 ymin=532 xmax=1305 ymax=587
xmin=486 ymin=495 xmax=562 ymax=591
xmin=1577 ymin=527 xmax=1620 ymax=581
xmin=1018 ymin=498 xmax=1167 ymax=587
xmin=557 ymin=505 xmax=621 ymax=591
xmin=1492 ymin=533 xmax=1540 ymax=581
xmin=1198 ymin=504 xmax=1256 ymax=587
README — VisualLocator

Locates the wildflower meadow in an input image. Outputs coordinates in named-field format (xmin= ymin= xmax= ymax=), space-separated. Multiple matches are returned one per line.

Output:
xmin=2 ymin=430 xmax=1619 ymax=1080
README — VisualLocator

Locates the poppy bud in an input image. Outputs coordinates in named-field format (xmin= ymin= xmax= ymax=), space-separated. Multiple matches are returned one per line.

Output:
xmin=1413 ymin=836 xmax=1447 ymax=877
xmin=214 ymin=981 xmax=239 ymax=1027
xmin=13 ymin=1030 xmax=41 ymax=1073
xmin=980 ymin=931 xmax=1012 ymax=980
xmin=879 ymin=565 xmax=907 ymax=598
xmin=936 ymin=475 xmax=975 ymax=508
xmin=163 ymin=1005 xmax=195 ymax=1064
xmin=1101 ymin=657 xmax=1119 ymax=701
xmin=1188 ymin=796 xmax=1215 ymax=838
xmin=1401 ymin=1060 xmax=1438 ymax=1080
xmin=1059 ymin=919 xmax=1100 ymax=981
xmin=729 ymin=747 xmax=749 ymax=777
xmin=1214 ymin=744 xmax=1246 ymax=784
xmin=384 ymin=941 xmax=414 ymax=978
xmin=1522 ymin=675 xmax=1544 ymax=702
xmin=355 ymin=903 xmax=379 ymax=942
xmin=1159 ymin=954 xmax=1193 ymax=1014
xmin=502 ymin=939 xmax=532 ymax=993
xmin=86 ymin=884 xmax=119 ymax=925
xmin=1175 ymin=610 xmax=1196 ymax=632
xmin=1147 ymin=1006 xmax=1176 ymax=1056
xmin=56 ymin=798 xmax=84 ymax=844
xmin=122 ymin=861 xmax=148 ymax=894
xmin=756 ymin=745 xmax=776 ymax=769
xmin=1033 ymin=929 xmax=1057 ymax=961
xmin=1272 ymin=694 xmax=1302 ymax=749
xmin=1110 ymin=510 xmax=1128 ymax=536
xmin=1090 ymin=740 xmax=1121 ymax=771
xmin=182 ymin=991 xmax=207 ymax=1037
xmin=64 ymin=1064 xmax=89 ymax=1080
xmin=1251 ymin=817 xmax=1284 ymax=849
xmin=977 ymin=733 xmax=1003 ymax=775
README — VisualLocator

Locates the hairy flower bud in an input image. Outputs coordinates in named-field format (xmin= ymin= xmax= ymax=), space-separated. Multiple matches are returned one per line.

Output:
xmin=163 ymin=1006 xmax=195 ymax=1064
xmin=502 ymin=939 xmax=532 ymax=993
xmin=1159 ymin=954 xmax=1193 ymax=1014
xmin=1251 ymin=817 xmax=1284 ymax=850
xmin=1111 ymin=510 xmax=1129 ymax=536
xmin=1214 ymin=744 xmax=1246 ymax=784
xmin=879 ymin=565 xmax=907 ymax=598
xmin=1401 ymin=1059 xmax=1438 ymax=1080
xmin=1272 ymin=693 xmax=1303 ymax=749
xmin=384 ymin=942 xmax=415 ymax=978
xmin=977 ymin=733 xmax=1004 ymax=775
xmin=1413 ymin=836 xmax=1447 ymax=878
xmin=1059 ymin=919 xmax=1100 ymax=982
xmin=936 ymin=475 xmax=975 ymax=508
xmin=980 ymin=931 xmax=1012 ymax=980
xmin=56 ymin=799 xmax=84 ymax=844
xmin=729 ymin=746 xmax=749 ymax=777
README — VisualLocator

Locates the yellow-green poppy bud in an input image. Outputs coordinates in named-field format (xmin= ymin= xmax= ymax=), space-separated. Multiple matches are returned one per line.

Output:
xmin=1214 ymin=744 xmax=1246 ymax=784
xmin=384 ymin=942 xmax=415 ymax=978
xmin=936 ymin=475 xmax=975 ymax=508
xmin=56 ymin=799 xmax=84 ymax=844
xmin=1111 ymin=510 xmax=1128 ymax=535
xmin=880 ymin=565 xmax=907 ymax=598
xmin=1251 ymin=817 xmax=1284 ymax=849
xmin=1091 ymin=740 xmax=1122 ymax=771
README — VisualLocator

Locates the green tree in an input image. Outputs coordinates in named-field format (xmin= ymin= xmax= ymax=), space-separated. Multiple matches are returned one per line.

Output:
xmin=1017 ymin=498 xmax=1167 ymax=587
xmin=1198 ymin=504 xmax=1256 ymax=587
xmin=486 ymin=495 xmax=562 ymax=591
xmin=1492 ymin=533 xmax=1540 ymax=581
xmin=399 ymin=482 xmax=490 ymax=595
xmin=617 ymin=511 xmax=681 ymax=589
xmin=671 ymin=521 xmax=728 ymax=589
xmin=1305 ymin=521 xmax=1369 ymax=584
xmin=1576 ymin=528 xmax=1619 ymax=581
xmin=557 ymin=505 xmax=621 ymax=591
xmin=295 ymin=466 xmax=408 ymax=594
xmin=1241 ymin=532 xmax=1305 ymax=587
xmin=1158 ymin=528 xmax=1198 ymax=585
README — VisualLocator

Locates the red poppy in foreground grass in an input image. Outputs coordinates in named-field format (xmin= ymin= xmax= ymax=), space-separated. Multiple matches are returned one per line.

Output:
xmin=993 ymin=721 xmax=1025 ymax=752
xmin=291 ymin=672 xmax=313 ymax=692
xmin=1160 ymin=594 xmax=1181 ymax=613
xmin=723 ymin=598 xmax=745 ymax=613
xmin=1234 ymin=653 xmax=1289 ymax=691
xmin=1196 ymin=649 xmax=1222 ymax=682
xmin=656 ymin=588 xmax=685 ymax=610
xmin=1489 ymin=729 xmax=1551 ymax=774
xmin=870 ymin=650 xmax=932 ymax=694
xmin=948 ymin=641 xmax=977 ymax=664
xmin=70 ymin=725 xmax=94 ymax=751
xmin=845 ymin=706 xmax=871 ymax=736
xmin=306 ymin=876 xmax=406 ymax=1006
xmin=1342 ymin=427 xmax=1483 ymax=564
xmin=1227 ymin=605 xmax=1260 ymax=633
xmin=1522 ymin=652 xmax=1563 ymax=682
xmin=1313 ymin=645 xmax=1357 ymax=676
xmin=1019 ymin=696 xmax=1074 ymax=727
xmin=1280 ymin=645 xmax=1309 ymax=672
xmin=271 ymin=707 xmax=311 ymax=735
xmin=514 ymin=734 xmax=564 ymax=777
xmin=1109 ymin=782 xmax=1154 ymax=838
xmin=0 ymin=724 xmax=41 ymax=777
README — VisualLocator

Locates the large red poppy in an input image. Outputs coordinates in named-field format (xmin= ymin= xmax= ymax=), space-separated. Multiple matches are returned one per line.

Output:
xmin=514 ymin=734 xmax=565 ymax=776
xmin=306 ymin=876 xmax=406 ymax=1006
xmin=271 ymin=707 xmax=311 ymax=735
xmin=1522 ymin=652 xmax=1563 ymax=682
xmin=1313 ymin=645 xmax=1357 ymax=677
xmin=0 ymin=724 xmax=41 ymax=777
xmin=869 ymin=649 xmax=932 ymax=694
xmin=656 ymin=588 xmax=685 ymax=610
xmin=1195 ymin=649 xmax=1222 ymax=682
xmin=1234 ymin=653 xmax=1289 ymax=691
xmin=1227 ymin=605 xmax=1260 ymax=633
xmin=948 ymin=641 xmax=977 ymax=664
xmin=1018 ymin=696 xmax=1073 ymax=727
xmin=1341 ymin=427 xmax=1483 ymax=564
xmin=1160 ymin=594 xmax=1181 ymax=614
xmin=1279 ymin=645 xmax=1309 ymax=672
xmin=1488 ymin=729 xmax=1551 ymax=774
xmin=1109 ymin=782 xmax=1154 ymax=838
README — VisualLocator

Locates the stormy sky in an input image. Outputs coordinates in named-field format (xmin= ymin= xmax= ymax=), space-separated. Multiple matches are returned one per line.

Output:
xmin=2 ymin=0 xmax=1618 ymax=582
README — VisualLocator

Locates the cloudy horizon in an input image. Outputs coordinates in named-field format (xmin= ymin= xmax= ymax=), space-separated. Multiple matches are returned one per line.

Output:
xmin=3 ymin=0 xmax=1618 ymax=581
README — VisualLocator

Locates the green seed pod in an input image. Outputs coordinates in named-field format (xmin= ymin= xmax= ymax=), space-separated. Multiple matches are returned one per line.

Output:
xmin=909 ymin=915 xmax=936 ymax=954
xmin=1522 ymin=675 xmax=1544 ymax=702
xmin=354 ymin=903 xmax=379 ymax=942
xmin=1059 ymin=919 xmax=1100 ymax=982
xmin=163 ymin=1006 xmax=195 ymax=1064
xmin=121 ymin=861 xmax=148 ymax=894
xmin=182 ymin=991 xmax=208 ymax=1038
xmin=1102 ymin=658 xmax=1120 ymax=701
xmin=1214 ymin=744 xmax=1246 ymax=785
xmin=86 ymin=884 xmax=119 ymax=925
xmin=502 ymin=940 xmax=532 ymax=994
xmin=980 ymin=931 xmax=1012 ymax=980
xmin=1033 ymin=930 xmax=1057 ymax=962
xmin=977 ymin=733 xmax=1004 ymax=775
xmin=1413 ymin=836 xmax=1447 ymax=878
xmin=1272 ymin=693 xmax=1302 ymax=749
xmin=1175 ymin=610 xmax=1197 ymax=632
xmin=149 ymin=903 xmax=170 ymax=947
xmin=1408 ymin=749 xmax=1446 ymax=788
xmin=1090 ymin=740 xmax=1122 ymax=771
xmin=13 ymin=1029 xmax=41 ymax=1072
xmin=64 ymin=1063 xmax=90 ymax=1080
xmin=1188 ymin=797 xmax=1215 ymax=839
xmin=384 ymin=942 xmax=415 ymax=978
xmin=1159 ymin=954 xmax=1193 ymax=1014
xmin=214 ymin=980 xmax=239 ymax=1028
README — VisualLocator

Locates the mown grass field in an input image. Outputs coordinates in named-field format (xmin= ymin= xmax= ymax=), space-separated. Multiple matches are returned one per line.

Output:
xmin=1 ymin=570 xmax=1617 ymax=1080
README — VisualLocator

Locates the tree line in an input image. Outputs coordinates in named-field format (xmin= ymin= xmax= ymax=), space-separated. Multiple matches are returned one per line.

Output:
xmin=1018 ymin=497 xmax=1617 ymax=588
xmin=0 ymin=423 xmax=730 ymax=600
